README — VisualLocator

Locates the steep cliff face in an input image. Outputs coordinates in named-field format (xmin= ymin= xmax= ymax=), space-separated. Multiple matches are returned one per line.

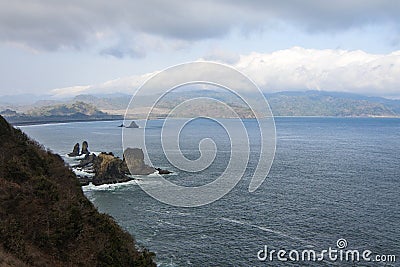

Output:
xmin=123 ymin=148 xmax=156 ymax=175
xmin=92 ymin=153 xmax=131 ymax=185
xmin=0 ymin=116 xmax=156 ymax=266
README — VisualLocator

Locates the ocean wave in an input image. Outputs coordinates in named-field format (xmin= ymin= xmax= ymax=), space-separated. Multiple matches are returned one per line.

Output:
xmin=82 ymin=180 xmax=140 ymax=191
xmin=220 ymin=217 xmax=311 ymax=245
xmin=65 ymin=153 xmax=87 ymax=160
xmin=72 ymin=168 xmax=94 ymax=177
xmin=162 ymin=221 xmax=187 ymax=229
xmin=155 ymin=260 xmax=180 ymax=267
xmin=128 ymin=171 xmax=160 ymax=178
xmin=81 ymin=176 xmax=164 ymax=192
xmin=65 ymin=151 xmax=102 ymax=159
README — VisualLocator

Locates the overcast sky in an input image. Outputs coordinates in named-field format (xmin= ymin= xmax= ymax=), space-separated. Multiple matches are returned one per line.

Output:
xmin=0 ymin=0 xmax=400 ymax=98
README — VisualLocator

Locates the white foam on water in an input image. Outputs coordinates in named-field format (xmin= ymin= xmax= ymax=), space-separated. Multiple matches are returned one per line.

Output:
xmin=72 ymin=168 xmax=94 ymax=177
xmin=162 ymin=221 xmax=187 ymax=229
xmin=221 ymin=217 xmax=310 ymax=244
xmin=82 ymin=179 xmax=139 ymax=191
xmin=81 ymin=175 xmax=165 ymax=192
xmin=148 ymin=171 xmax=161 ymax=177
xmin=156 ymin=260 xmax=179 ymax=267
xmin=65 ymin=151 xmax=102 ymax=159
xmin=18 ymin=122 xmax=71 ymax=128
xmin=65 ymin=153 xmax=87 ymax=160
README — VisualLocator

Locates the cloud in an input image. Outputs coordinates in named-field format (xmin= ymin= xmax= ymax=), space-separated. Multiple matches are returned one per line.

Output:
xmin=201 ymin=48 xmax=240 ymax=64
xmin=51 ymin=85 xmax=91 ymax=97
xmin=49 ymin=47 xmax=400 ymax=98
xmin=235 ymin=47 xmax=400 ymax=97
xmin=226 ymin=0 xmax=400 ymax=32
xmin=1 ymin=0 xmax=399 ymax=55
xmin=50 ymin=71 xmax=157 ymax=98
xmin=100 ymin=45 xmax=145 ymax=59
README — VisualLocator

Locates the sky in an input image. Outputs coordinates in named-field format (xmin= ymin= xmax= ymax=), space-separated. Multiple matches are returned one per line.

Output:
xmin=0 ymin=0 xmax=400 ymax=99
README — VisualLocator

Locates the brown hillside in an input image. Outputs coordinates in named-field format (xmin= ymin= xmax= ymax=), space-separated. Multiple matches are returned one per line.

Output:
xmin=0 ymin=115 xmax=156 ymax=266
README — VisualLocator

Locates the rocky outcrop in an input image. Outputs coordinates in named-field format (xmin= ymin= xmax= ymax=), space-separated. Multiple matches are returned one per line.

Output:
xmin=126 ymin=121 xmax=139 ymax=128
xmin=71 ymin=142 xmax=171 ymax=185
xmin=92 ymin=153 xmax=131 ymax=185
xmin=156 ymin=168 xmax=172 ymax=174
xmin=0 ymin=115 xmax=156 ymax=266
xmin=77 ymin=153 xmax=97 ymax=167
xmin=123 ymin=148 xmax=155 ymax=175
xmin=68 ymin=143 xmax=80 ymax=157
xmin=81 ymin=141 xmax=90 ymax=155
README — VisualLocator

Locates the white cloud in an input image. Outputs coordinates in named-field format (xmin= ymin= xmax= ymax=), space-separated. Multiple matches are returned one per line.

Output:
xmin=49 ymin=47 xmax=400 ymax=98
xmin=51 ymin=85 xmax=91 ymax=98
xmin=50 ymin=72 xmax=158 ymax=98
xmin=201 ymin=48 xmax=240 ymax=64
xmin=235 ymin=47 xmax=400 ymax=97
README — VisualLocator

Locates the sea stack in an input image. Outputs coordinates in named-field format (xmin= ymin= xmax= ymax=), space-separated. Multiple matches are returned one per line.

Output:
xmin=68 ymin=143 xmax=80 ymax=157
xmin=123 ymin=148 xmax=155 ymax=175
xmin=81 ymin=141 xmax=90 ymax=155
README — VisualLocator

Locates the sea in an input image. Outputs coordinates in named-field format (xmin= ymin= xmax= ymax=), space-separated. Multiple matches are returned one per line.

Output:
xmin=19 ymin=117 xmax=399 ymax=266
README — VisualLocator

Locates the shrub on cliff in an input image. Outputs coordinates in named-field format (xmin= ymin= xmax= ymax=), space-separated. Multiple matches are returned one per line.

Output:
xmin=0 ymin=115 xmax=156 ymax=266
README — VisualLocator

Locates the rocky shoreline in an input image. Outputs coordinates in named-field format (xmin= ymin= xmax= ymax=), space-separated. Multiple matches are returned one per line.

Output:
xmin=68 ymin=141 xmax=171 ymax=186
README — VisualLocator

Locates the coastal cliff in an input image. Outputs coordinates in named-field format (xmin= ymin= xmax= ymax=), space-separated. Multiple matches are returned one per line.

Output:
xmin=0 ymin=115 xmax=156 ymax=266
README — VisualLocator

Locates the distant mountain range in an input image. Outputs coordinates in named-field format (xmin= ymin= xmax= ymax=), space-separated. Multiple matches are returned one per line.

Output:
xmin=1 ymin=101 xmax=122 ymax=125
xmin=1 ymin=91 xmax=400 ymax=121
xmin=265 ymin=91 xmax=400 ymax=117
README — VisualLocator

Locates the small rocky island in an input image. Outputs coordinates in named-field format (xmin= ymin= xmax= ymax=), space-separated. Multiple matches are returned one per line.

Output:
xmin=126 ymin=121 xmax=139 ymax=128
xmin=68 ymin=141 xmax=171 ymax=185
xmin=118 ymin=120 xmax=139 ymax=128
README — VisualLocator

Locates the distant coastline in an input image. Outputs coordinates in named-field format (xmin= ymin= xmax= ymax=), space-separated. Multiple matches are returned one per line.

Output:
xmin=8 ymin=116 xmax=123 ymax=126
xmin=272 ymin=115 xmax=400 ymax=118
xmin=9 ymin=115 xmax=400 ymax=128
xmin=2 ymin=90 xmax=400 ymax=120
xmin=1 ymin=101 xmax=123 ymax=126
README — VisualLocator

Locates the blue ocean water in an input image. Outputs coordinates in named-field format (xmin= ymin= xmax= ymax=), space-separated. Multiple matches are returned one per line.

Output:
xmin=19 ymin=117 xmax=400 ymax=266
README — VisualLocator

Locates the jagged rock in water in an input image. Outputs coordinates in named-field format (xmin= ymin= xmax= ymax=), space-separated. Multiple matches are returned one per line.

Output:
xmin=71 ymin=142 xmax=172 ymax=184
xmin=68 ymin=143 xmax=80 ymax=157
xmin=81 ymin=141 xmax=90 ymax=155
xmin=156 ymin=168 xmax=172 ymax=174
xmin=77 ymin=153 xmax=97 ymax=167
xmin=92 ymin=152 xmax=131 ymax=185
xmin=126 ymin=121 xmax=139 ymax=128
xmin=118 ymin=124 xmax=124 ymax=127
xmin=123 ymin=148 xmax=156 ymax=175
